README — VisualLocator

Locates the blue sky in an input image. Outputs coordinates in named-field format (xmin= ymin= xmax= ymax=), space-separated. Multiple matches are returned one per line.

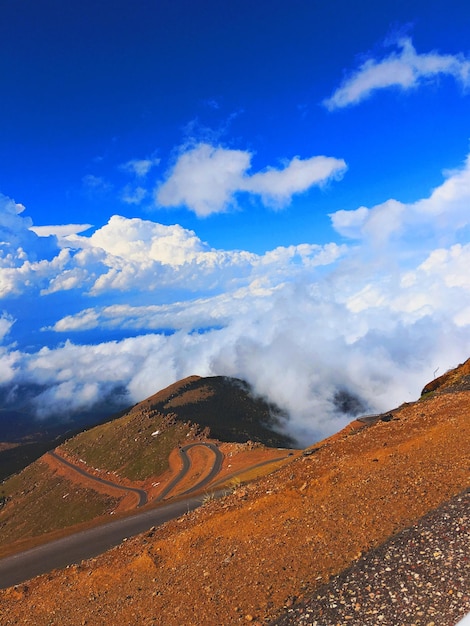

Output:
xmin=1 ymin=0 xmax=470 ymax=443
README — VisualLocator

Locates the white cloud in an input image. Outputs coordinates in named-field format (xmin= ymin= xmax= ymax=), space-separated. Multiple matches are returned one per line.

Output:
xmin=324 ymin=37 xmax=470 ymax=110
xmin=156 ymin=143 xmax=251 ymax=216
xmin=30 ymin=223 xmax=93 ymax=244
xmin=156 ymin=143 xmax=346 ymax=216
xmin=241 ymin=156 xmax=347 ymax=208
xmin=0 ymin=193 xmax=49 ymax=264
xmin=0 ymin=312 xmax=19 ymax=384
xmin=87 ymin=215 xmax=207 ymax=266
xmin=8 ymin=253 xmax=470 ymax=441
xmin=0 ymin=202 xmax=347 ymax=299
xmin=0 ymin=312 xmax=14 ymax=341
xmin=4 ymin=216 xmax=470 ymax=442
xmin=2 ymin=152 xmax=470 ymax=443
xmin=121 ymin=185 xmax=148 ymax=205
xmin=120 ymin=157 xmax=160 ymax=178
xmin=40 ymin=266 xmax=91 ymax=295
xmin=330 ymin=154 xmax=470 ymax=247
xmin=0 ymin=194 xmax=63 ymax=295
xmin=48 ymin=284 xmax=277 ymax=333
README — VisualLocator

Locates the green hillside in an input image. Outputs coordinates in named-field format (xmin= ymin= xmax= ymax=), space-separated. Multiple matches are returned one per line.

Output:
xmin=61 ymin=375 xmax=295 ymax=482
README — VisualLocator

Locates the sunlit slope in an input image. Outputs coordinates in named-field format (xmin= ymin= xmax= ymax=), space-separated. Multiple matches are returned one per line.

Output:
xmin=0 ymin=375 xmax=295 ymax=554
xmin=1 ymin=360 xmax=469 ymax=624
xmin=61 ymin=375 xmax=294 ymax=481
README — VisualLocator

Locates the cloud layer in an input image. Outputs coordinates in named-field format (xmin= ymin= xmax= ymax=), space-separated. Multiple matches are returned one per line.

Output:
xmin=1 ymin=152 xmax=470 ymax=443
xmin=324 ymin=37 xmax=470 ymax=110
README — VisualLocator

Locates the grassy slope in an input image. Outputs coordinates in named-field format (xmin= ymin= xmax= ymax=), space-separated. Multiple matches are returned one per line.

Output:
xmin=62 ymin=375 xmax=295 ymax=481
xmin=62 ymin=411 xmax=192 ymax=481
xmin=0 ymin=460 xmax=119 ymax=553
xmin=0 ymin=375 xmax=295 ymax=549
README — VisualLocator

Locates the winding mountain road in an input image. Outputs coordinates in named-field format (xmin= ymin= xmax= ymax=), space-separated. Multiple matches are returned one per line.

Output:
xmin=157 ymin=442 xmax=223 ymax=501
xmin=48 ymin=451 xmax=148 ymax=507
xmin=0 ymin=443 xmax=294 ymax=589
xmin=0 ymin=443 xmax=225 ymax=589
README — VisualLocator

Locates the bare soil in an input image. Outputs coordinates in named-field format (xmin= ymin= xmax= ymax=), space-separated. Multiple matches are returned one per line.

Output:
xmin=0 ymin=384 xmax=469 ymax=625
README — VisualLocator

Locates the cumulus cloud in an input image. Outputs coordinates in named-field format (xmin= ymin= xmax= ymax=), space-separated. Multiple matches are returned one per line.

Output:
xmin=324 ymin=37 xmax=470 ymax=110
xmin=156 ymin=143 xmax=346 ymax=216
xmin=330 ymin=154 xmax=470 ymax=248
xmin=0 ymin=194 xmax=57 ymax=266
xmin=2 ymin=154 xmax=470 ymax=443
xmin=0 ymin=197 xmax=348 ymax=301
xmin=0 ymin=194 xmax=62 ymax=295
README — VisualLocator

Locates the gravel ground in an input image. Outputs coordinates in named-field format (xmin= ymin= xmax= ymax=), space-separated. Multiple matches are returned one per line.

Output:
xmin=272 ymin=489 xmax=469 ymax=626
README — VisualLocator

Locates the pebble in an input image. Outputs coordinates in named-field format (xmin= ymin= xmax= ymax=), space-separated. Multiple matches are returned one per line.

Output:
xmin=271 ymin=489 xmax=469 ymax=625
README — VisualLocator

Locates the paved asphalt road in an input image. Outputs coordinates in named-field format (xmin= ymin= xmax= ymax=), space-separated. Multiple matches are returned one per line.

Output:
xmin=49 ymin=451 xmax=148 ymax=507
xmin=0 ymin=443 xmax=224 ymax=589
xmin=157 ymin=442 xmax=223 ymax=501
xmin=0 ymin=494 xmax=210 ymax=589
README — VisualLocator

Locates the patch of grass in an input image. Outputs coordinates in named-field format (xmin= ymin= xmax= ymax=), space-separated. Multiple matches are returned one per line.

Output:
xmin=229 ymin=477 xmax=241 ymax=491
xmin=122 ymin=423 xmax=191 ymax=481
xmin=202 ymin=491 xmax=216 ymax=505
xmin=0 ymin=460 xmax=118 ymax=549
xmin=62 ymin=413 xmax=192 ymax=481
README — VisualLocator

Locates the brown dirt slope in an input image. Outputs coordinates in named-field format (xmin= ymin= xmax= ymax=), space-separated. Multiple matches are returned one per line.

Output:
xmin=421 ymin=356 xmax=470 ymax=394
xmin=0 ymin=361 xmax=469 ymax=625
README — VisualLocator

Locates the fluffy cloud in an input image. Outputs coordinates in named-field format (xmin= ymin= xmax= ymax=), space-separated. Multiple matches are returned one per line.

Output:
xmin=156 ymin=144 xmax=251 ymax=216
xmin=330 ymin=154 xmax=470 ymax=247
xmin=1 ymin=208 xmax=346 ymax=299
xmin=156 ymin=143 xmax=346 ymax=216
xmin=6 ymin=255 xmax=470 ymax=442
xmin=0 ymin=195 xmax=63 ymax=295
xmin=324 ymin=37 xmax=470 ymax=110
xmin=0 ymin=194 xmax=57 ymax=267
xmin=240 ymin=156 xmax=347 ymax=208
xmin=2 ymin=152 xmax=470 ymax=443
